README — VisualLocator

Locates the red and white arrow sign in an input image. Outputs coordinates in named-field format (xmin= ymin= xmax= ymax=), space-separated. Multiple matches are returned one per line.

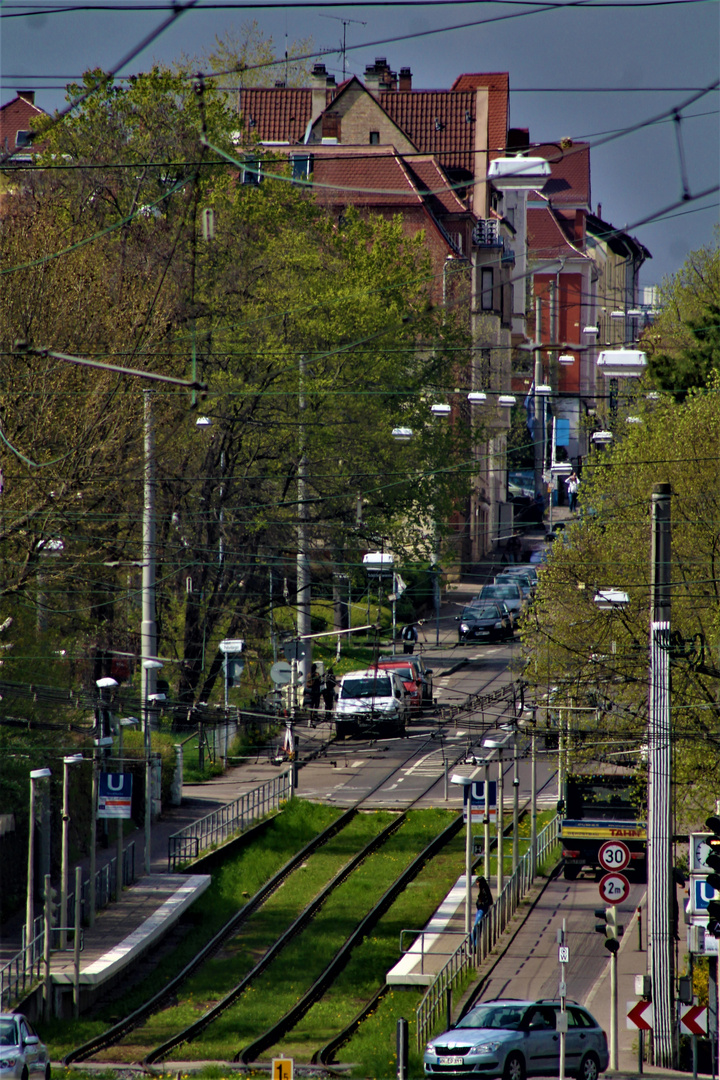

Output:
xmin=680 ymin=1005 xmax=707 ymax=1036
xmin=627 ymin=1000 xmax=654 ymax=1031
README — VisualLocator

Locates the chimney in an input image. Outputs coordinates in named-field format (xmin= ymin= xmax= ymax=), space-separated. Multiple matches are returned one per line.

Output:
xmin=575 ymin=209 xmax=585 ymax=245
xmin=17 ymin=90 xmax=35 ymax=105
xmin=364 ymin=62 xmax=382 ymax=97
xmin=398 ymin=67 xmax=412 ymax=91
xmin=311 ymin=63 xmax=328 ymax=124
xmin=507 ymin=128 xmax=530 ymax=152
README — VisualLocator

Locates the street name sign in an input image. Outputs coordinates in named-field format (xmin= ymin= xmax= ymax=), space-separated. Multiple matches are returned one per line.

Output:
xmin=627 ymin=1001 xmax=653 ymax=1030
xmin=680 ymin=1005 xmax=707 ymax=1036
xmin=599 ymin=872 xmax=630 ymax=905
xmin=599 ymin=840 xmax=630 ymax=873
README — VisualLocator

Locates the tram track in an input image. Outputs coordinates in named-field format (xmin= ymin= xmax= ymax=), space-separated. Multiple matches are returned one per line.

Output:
xmin=64 ymin=655 xmax=525 ymax=1069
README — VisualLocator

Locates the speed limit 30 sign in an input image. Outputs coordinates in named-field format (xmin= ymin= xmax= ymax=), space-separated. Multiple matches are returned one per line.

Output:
xmin=599 ymin=840 xmax=631 ymax=873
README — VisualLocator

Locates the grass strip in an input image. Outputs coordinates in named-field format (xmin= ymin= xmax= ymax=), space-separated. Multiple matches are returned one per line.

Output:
xmin=274 ymin=823 xmax=467 ymax=1062
xmin=182 ymin=809 xmax=456 ymax=1061
xmin=42 ymin=798 xmax=343 ymax=1059
xmin=106 ymin=809 xmax=398 ymax=1061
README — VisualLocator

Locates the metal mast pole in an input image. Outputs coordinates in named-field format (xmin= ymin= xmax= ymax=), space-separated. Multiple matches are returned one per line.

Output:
xmin=648 ymin=482 xmax=673 ymax=1066
xmin=297 ymin=355 xmax=312 ymax=691
xmin=533 ymin=295 xmax=544 ymax=503
xmin=141 ymin=390 xmax=158 ymax=876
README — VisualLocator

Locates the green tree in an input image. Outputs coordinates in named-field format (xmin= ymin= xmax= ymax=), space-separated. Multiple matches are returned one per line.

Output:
xmin=522 ymin=384 xmax=720 ymax=824
xmin=0 ymin=66 xmax=473 ymax=706
xmin=646 ymin=230 xmax=720 ymax=397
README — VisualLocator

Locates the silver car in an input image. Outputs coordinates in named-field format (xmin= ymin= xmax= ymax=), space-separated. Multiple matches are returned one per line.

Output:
xmin=0 ymin=1014 xmax=50 ymax=1080
xmin=424 ymin=998 xmax=608 ymax=1080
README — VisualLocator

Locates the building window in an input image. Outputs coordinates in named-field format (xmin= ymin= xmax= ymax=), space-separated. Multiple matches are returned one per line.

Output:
xmin=322 ymin=113 xmax=340 ymax=141
xmin=369 ymin=131 xmax=380 ymax=145
xmin=15 ymin=130 xmax=32 ymax=147
xmin=481 ymin=267 xmax=494 ymax=311
xmin=241 ymin=157 xmax=263 ymax=186
xmin=290 ymin=154 xmax=313 ymax=185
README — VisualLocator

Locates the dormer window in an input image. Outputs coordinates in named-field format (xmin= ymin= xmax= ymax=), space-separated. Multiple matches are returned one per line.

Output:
xmin=369 ymin=131 xmax=380 ymax=145
xmin=15 ymin=130 xmax=32 ymax=147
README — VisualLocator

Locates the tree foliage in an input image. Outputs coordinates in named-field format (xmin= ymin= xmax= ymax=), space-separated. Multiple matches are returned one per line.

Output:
xmin=0 ymin=66 xmax=473 ymax=706
xmin=646 ymin=230 xmax=720 ymax=398
xmin=522 ymin=384 xmax=720 ymax=825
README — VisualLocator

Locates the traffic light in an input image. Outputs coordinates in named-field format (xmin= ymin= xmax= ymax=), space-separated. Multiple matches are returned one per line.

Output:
xmin=43 ymin=884 xmax=59 ymax=927
xmin=595 ymin=907 xmax=623 ymax=953
xmin=705 ymin=816 xmax=720 ymax=938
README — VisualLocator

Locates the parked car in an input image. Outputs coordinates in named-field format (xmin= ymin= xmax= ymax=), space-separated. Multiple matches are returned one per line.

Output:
xmin=376 ymin=658 xmax=422 ymax=712
xmin=334 ymin=668 xmax=409 ymax=738
xmin=0 ymin=1014 xmax=51 ymax=1080
xmin=379 ymin=653 xmax=434 ymax=704
xmin=504 ymin=565 xmax=538 ymax=586
xmin=495 ymin=573 xmax=534 ymax=600
xmin=475 ymin=582 xmax=525 ymax=619
xmin=456 ymin=603 xmax=514 ymax=644
xmin=424 ymin=998 xmax=608 ymax=1080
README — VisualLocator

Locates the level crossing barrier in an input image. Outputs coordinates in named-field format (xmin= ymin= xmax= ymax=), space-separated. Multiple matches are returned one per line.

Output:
xmin=167 ymin=770 xmax=292 ymax=870
xmin=415 ymin=815 xmax=559 ymax=1050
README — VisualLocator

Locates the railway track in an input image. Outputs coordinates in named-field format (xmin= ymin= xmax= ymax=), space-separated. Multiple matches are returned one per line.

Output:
xmin=64 ymin=662 xmax=525 ymax=1068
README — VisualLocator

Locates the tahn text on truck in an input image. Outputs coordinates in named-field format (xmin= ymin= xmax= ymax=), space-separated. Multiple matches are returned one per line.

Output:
xmin=558 ymin=771 xmax=647 ymax=882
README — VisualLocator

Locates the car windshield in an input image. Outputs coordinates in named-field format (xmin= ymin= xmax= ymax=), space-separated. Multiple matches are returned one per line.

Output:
xmin=341 ymin=676 xmax=392 ymax=699
xmin=482 ymin=585 xmax=520 ymax=599
xmin=463 ymin=607 xmax=499 ymax=619
xmin=0 ymin=1019 xmax=18 ymax=1046
xmin=380 ymin=665 xmax=416 ymax=681
xmin=497 ymin=575 xmax=531 ymax=587
xmin=456 ymin=1004 xmax=525 ymax=1031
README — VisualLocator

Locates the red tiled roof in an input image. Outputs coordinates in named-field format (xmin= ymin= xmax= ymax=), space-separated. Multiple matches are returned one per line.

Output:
xmin=533 ymin=142 xmax=590 ymax=207
xmin=0 ymin=94 xmax=45 ymax=154
xmin=312 ymin=148 xmax=424 ymax=207
xmin=449 ymin=73 xmax=509 ymax=159
xmin=379 ymin=90 xmax=479 ymax=174
xmin=403 ymin=156 xmax=468 ymax=214
xmin=238 ymin=87 xmax=314 ymax=144
xmin=527 ymin=206 xmax=583 ymax=260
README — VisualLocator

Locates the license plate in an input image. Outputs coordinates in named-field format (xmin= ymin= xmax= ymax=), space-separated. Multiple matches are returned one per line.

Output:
xmin=439 ymin=1057 xmax=464 ymax=1066
xmin=476 ymin=630 xmax=490 ymax=636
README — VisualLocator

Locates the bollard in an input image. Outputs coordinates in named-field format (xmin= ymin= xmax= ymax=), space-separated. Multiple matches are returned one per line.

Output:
xmin=637 ymin=904 xmax=642 ymax=950
xmin=396 ymin=1017 xmax=409 ymax=1080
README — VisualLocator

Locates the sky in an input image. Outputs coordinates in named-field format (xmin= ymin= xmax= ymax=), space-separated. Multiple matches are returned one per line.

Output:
xmin=1 ymin=0 xmax=718 ymax=286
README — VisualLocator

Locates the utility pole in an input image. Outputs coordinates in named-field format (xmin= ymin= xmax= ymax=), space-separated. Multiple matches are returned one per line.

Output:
xmin=648 ymin=482 xmax=673 ymax=1066
xmin=533 ymin=295 xmax=545 ymax=503
xmin=297 ymin=355 xmax=312 ymax=693
xmin=141 ymin=390 xmax=158 ymax=723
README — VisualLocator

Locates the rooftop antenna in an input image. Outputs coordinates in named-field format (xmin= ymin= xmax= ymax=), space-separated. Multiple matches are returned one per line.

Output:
xmin=318 ymin=15 xmax=367 ymax=81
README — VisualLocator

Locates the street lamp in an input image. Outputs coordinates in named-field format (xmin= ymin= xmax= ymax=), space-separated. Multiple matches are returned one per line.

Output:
xmin=450 ymin=773 xmax=474 ymax=935
xmin=591 ymin=430 xmax=613 ymax=445
xmin=498 ymin=395 xmax=516 ymax=407
xmin=391 ymin=427 xmax=413 ymax=442
xmin=430 ymin=403 xmax=451 ymax=417
xmin=483 ymin=733 xmax=512 ymax=892
xmin=487 ymin=156 xmax=552 ymax=190
xmin=593 ymin=589 xmax=629 ymax=611
xmin=467 ymin=392 xmax=487 ymax=405
xmin=26 ymin=768 xmax=51 ymax=958
xmin=60 ymin=754 xmax=83 ymax=948
xmin=142 ymin=659 xmax=163 ymax=875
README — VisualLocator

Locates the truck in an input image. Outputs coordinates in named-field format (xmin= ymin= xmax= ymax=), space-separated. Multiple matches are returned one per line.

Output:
xmin=558 ymin=770 xmax=647 ymax=882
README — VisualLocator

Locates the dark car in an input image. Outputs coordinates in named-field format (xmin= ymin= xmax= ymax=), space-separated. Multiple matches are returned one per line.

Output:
xmin=456 ymin=603 xmax=514 ymax=644
xmin=424 ymin=998 xmax=608 ymax=1080
xmin=475 ymin=582 xmax=525 ymax=619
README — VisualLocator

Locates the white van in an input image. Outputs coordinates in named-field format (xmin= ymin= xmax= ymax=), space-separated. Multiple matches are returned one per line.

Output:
xmin=334 ymin=668 xmax=409 ymax=739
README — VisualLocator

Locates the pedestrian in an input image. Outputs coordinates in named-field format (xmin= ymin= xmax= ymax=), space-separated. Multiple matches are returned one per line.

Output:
xmin=305 ymin=664 xmax=321 ymax=715
xmin=472 ymin=875 xmax=494 ymax=946
xmin=401 ymin=622 xmax=418 ymax=654
xmin=322 ymin=668 xmax=336 ymax=713
xmin=565 ymin=471 xmax=579 ymax=513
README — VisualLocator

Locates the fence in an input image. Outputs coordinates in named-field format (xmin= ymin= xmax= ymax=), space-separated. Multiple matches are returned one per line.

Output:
xmin=415 ymin=815 xmax=560 ymax=1050
xmin=167 ymin=770 xmax=293 ymax=870
xmin=0 ymin=840 xmax=136 ymax=1011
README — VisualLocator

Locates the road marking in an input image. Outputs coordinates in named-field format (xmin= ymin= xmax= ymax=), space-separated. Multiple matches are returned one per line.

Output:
xmin=403 ymin=750 xmax=447 ymax=777
xmin=350 ymin=760 xmax=365 ymax=768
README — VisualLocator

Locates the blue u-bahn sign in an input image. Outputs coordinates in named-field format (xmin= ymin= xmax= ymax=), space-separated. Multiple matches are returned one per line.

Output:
xmin=462 ymin=781 xmax=498 ymax=823
xmin=98 ymin=773 xmax=133 ymax=819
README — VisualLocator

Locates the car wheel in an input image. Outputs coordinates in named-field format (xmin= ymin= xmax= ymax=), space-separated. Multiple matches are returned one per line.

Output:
xmin=503 ymin=1050 xmax=526 ymax=1080
xmin=45 ymin=1065 xmax=51 ymax=1080
xmin=21 ymin=1068 xmax=29 ymax=1080
xmin=564 ymin=864 xmax=580 ymax=881
xmin=578 ymin=1052 xmax=600 ymax=1080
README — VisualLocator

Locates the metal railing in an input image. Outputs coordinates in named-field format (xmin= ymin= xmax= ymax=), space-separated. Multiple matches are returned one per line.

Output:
xmin=0 ymin=840 xmax=136 ymax=1011
xmin=415 ymin=815 xmax=559 ymax=1050
xmin=167 ymin=771 xmax=292 ymax=870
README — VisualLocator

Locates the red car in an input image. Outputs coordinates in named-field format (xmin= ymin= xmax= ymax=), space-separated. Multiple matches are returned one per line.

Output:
xmin=376 ymin=658 xmax=422 ymax=712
